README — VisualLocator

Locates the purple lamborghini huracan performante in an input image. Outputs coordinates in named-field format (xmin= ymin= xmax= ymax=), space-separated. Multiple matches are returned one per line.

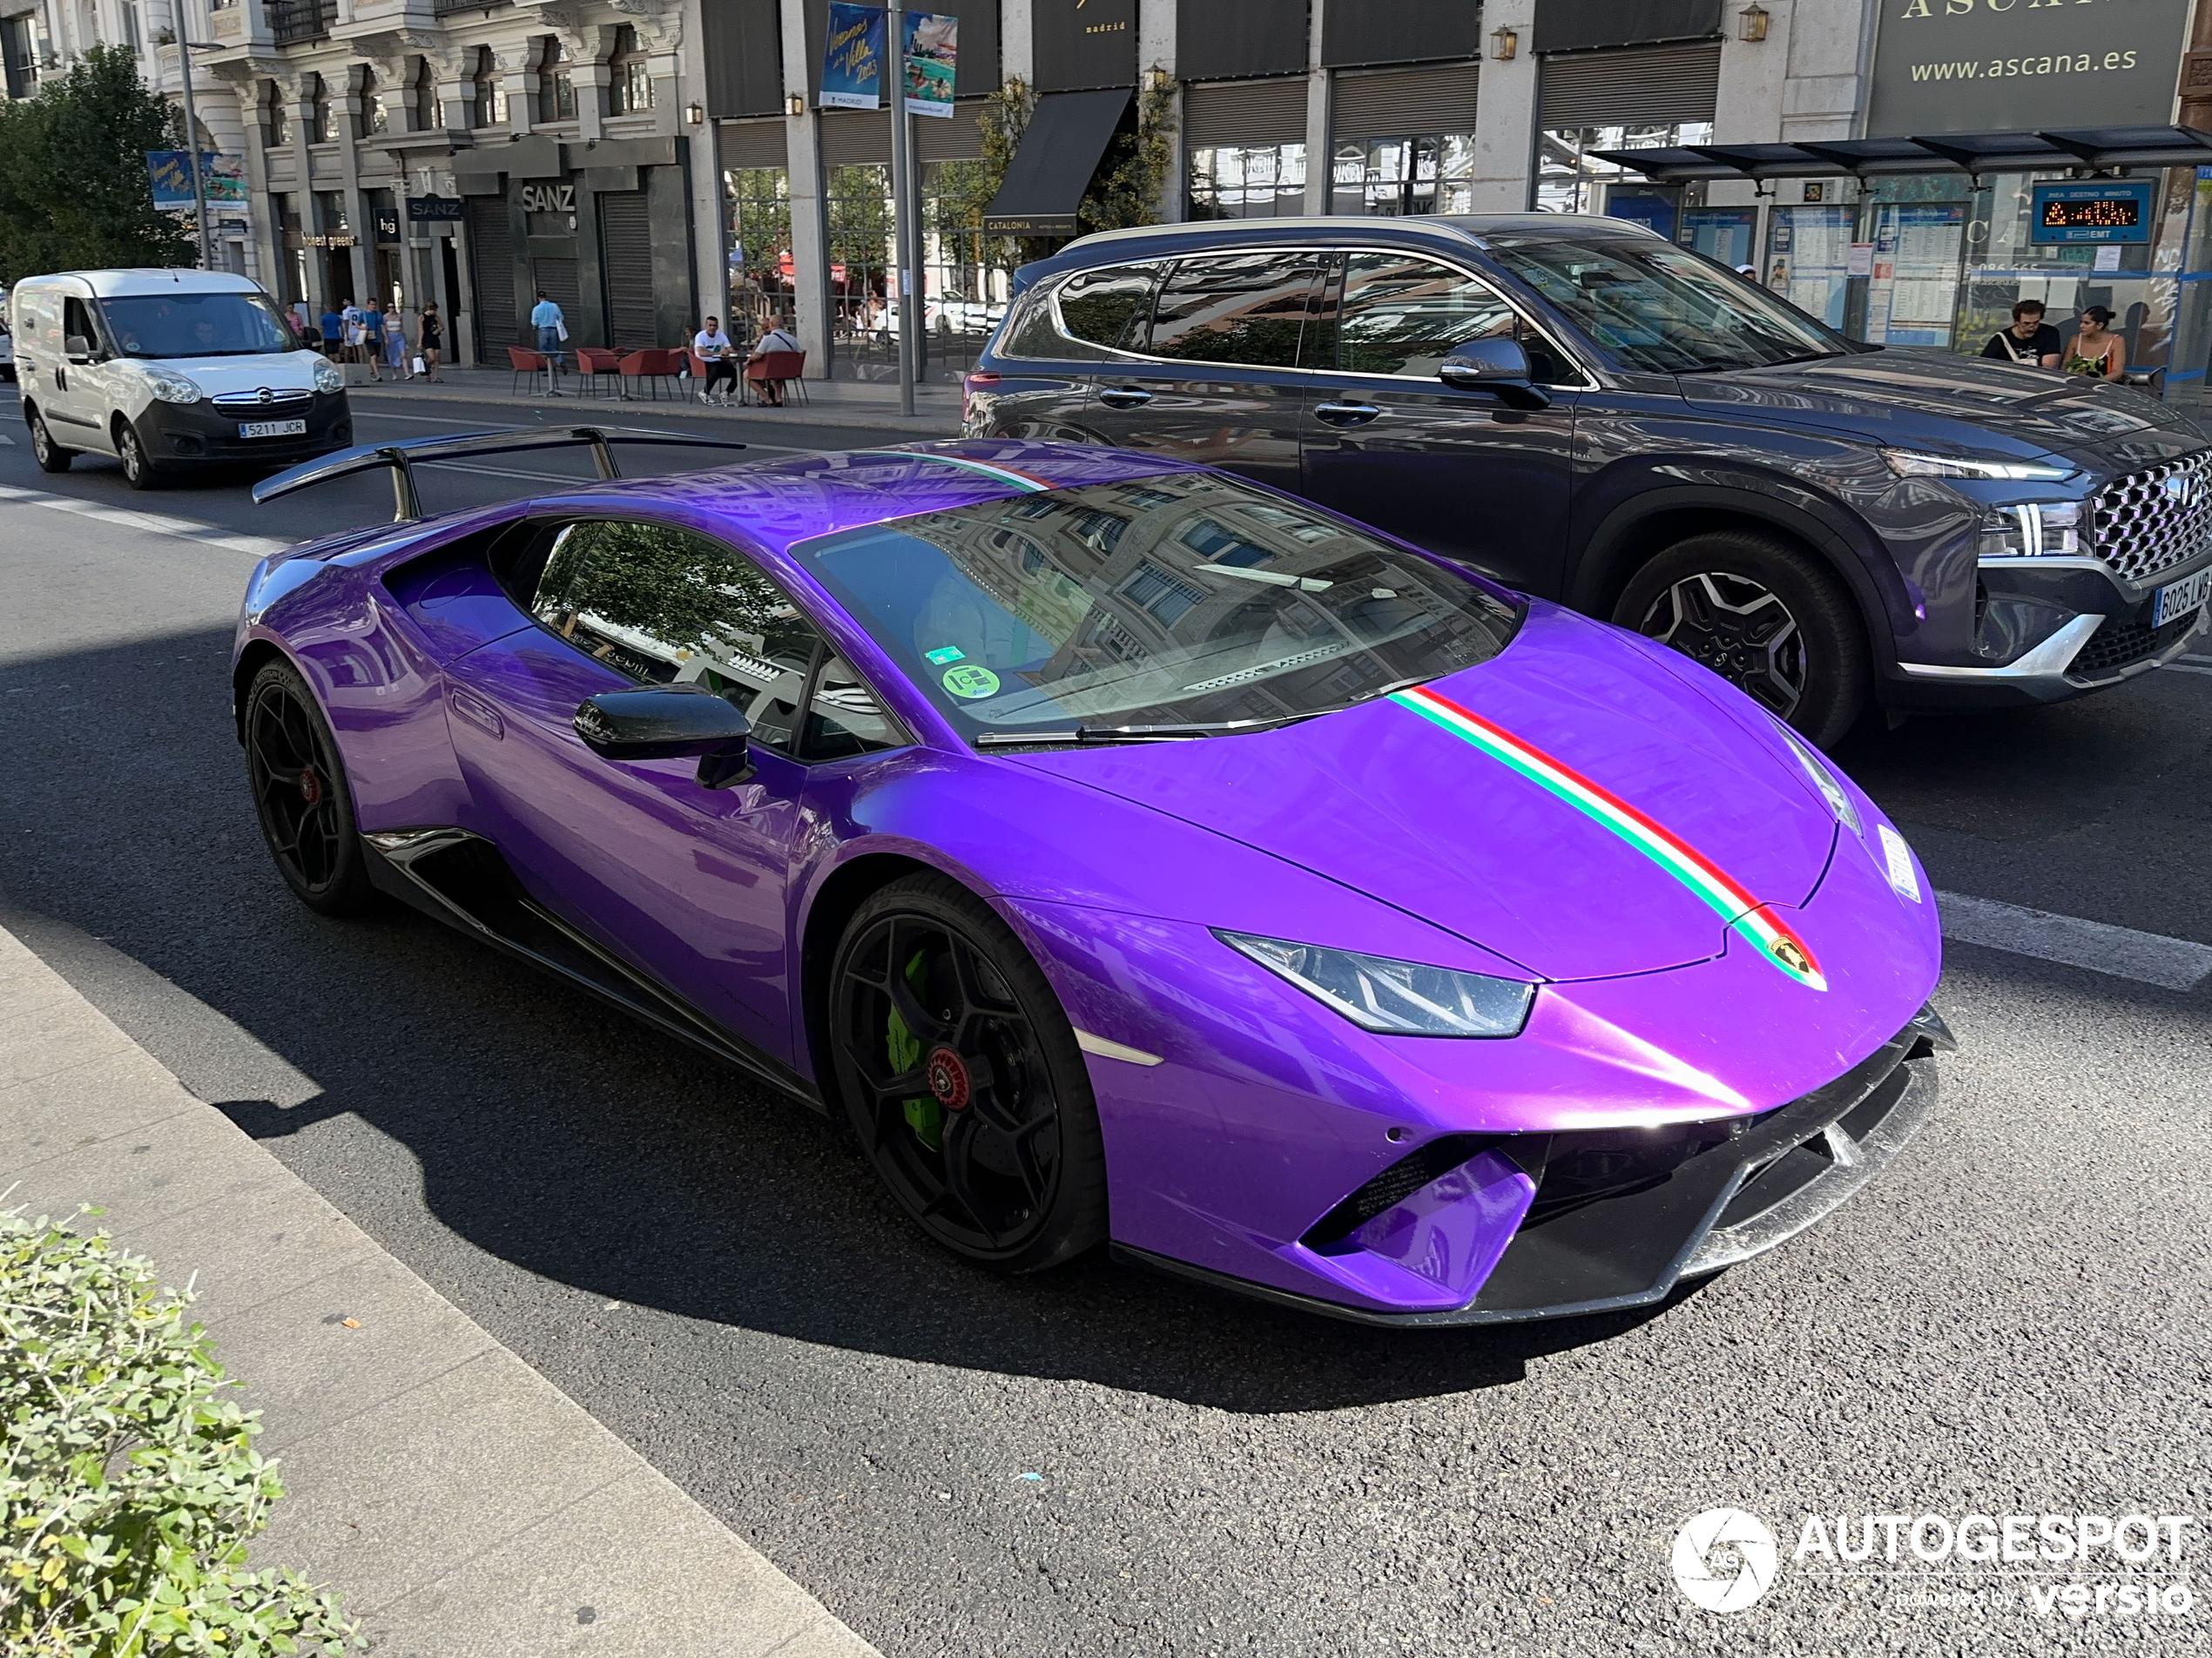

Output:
xmin=234 ymin=432 xmax=1949 ymax=1324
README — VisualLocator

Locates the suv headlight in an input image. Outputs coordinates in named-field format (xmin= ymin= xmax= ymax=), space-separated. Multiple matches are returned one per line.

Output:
xmin=1217 ymin=931 xmax=1535 ymax=1037
xmin=1883 ymin=448 xmax=2073 ymax=482
xmin=1975 ymin=500 xmax=2083 ymax=561
xmin=142 ymin=368 xmax=202 ymax=404
xmin=313 ymin=357 xmax=344 ymax=394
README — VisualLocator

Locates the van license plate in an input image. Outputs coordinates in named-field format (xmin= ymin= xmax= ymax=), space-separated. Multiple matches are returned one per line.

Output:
xmin=239 ymin=419 xmax=307 ymax=440
xmin=2152 ymin=565 xmax=2212 ymax=625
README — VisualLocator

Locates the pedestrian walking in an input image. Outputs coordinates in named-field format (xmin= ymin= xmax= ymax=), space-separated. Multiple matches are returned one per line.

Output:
xmin=417 ymin=301 xmax=444 ymax=381
xmin=319 ymin=305 xmax=342 ymax=358
xmin=693 ymin=315 xmax=738 ymax=405
xmin=529 ymin=290 xmax=566 ymax=395
xmin=361 ymin=303 xmax=385 ymax=381
xmin=340 ymin=300 xmax=366 ymax=374
xmin=745 ymin=313 xmax=801 ymax=408
xmin=2063 ymin=306 xmax=2126 ymax=381
xmin=1981 ymin=299 xmax=2061 ymax=370
xmin=382 ymin=302 xmax=408 ymax=379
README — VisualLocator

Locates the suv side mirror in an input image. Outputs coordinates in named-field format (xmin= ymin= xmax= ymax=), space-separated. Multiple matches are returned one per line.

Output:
xmin=1438 ymin=340 xmax=1551 ymax=409
xmin=64 ymin=334 xmax=92 ymax=364
xmin=574 ymin=684 xmax=754 ymax=789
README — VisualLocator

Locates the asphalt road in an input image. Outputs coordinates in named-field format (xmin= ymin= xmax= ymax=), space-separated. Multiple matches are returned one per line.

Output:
xmin=3 ymin=391 xmax=2209 ymax=1655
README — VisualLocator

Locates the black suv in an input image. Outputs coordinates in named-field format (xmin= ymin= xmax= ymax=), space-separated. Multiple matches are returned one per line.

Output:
xmin=964 ymin=215 xmax=2212 ymax=745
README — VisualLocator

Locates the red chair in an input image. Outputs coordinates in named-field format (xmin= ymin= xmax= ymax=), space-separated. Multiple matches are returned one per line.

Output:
xmin=744 ymin=348 xmax=809 ymax=406
xmin=575 ymin=347 xmax=622 ymax=398
xmin=506 ymin=345 xmax=550 ymax=394
xmin=616 ymin=347 xmax=683 ymax=401
xmin=687 ymin=349 xmax=743 ymax=404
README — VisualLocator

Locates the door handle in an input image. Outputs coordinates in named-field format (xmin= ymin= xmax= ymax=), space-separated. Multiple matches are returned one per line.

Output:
xmin=1313 ymin=401 xmax=1382 ymax=426
xmin=1097 ymin=387 xmax=1153 ymax=409
xmin=448 ymin=684 xmax=505 ymax=739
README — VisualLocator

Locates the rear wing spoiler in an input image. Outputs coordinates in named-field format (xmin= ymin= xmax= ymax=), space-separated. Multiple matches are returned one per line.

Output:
xmin=252 ymin=426 xmax=751 ymax=522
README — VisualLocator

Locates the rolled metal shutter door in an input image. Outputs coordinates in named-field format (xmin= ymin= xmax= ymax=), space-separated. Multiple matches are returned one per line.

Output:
xmin=819 ymin=109 xmax=891 ymax=167
xmin=465 ymin=194 xmax=516 ymax=358
xmin=1537 ymin=42 xmax=1722 ymax=128
xmin=598 ymin=192 xmax=658 ymax=350
xmin=720 ymin=118 xmax=788 ymax=170
xmin=1332 ymin=63 xmax=1480 ymax=140
xmin=531 ymin=257 xmax=582 ymax=341
xmin=1184 ymin=77 xmax=1308 ymax=148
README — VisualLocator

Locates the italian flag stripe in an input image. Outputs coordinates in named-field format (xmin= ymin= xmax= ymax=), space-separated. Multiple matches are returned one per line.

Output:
xmin=1391 ymin=684 xmax=1826 ymax=991
xmin=853 ymin=449 xmax=1055 ymax=493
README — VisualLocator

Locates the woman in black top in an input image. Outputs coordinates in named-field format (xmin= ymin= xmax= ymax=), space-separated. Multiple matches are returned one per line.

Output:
xmin=417 ymin=303 xmax=444 ymax=382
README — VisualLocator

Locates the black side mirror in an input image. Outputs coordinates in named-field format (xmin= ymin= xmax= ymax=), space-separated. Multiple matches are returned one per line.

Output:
xmin=574 ymin=684 xmax=754 ymax=789
xmin=1438 ymin=340 xmax=1551 ymax=409
xmin=64 ymin=334 xmax=92 ymax=364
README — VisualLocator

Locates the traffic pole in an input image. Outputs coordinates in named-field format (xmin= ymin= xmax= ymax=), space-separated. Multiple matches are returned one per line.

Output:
xmin=887 ymin=0 xmax=917 ymax=416
xmin=173 ymin=42 xmax=212 ymax=269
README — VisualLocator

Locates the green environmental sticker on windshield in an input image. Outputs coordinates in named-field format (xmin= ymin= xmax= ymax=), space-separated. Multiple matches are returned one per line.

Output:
xmin=941 ymin=664 xmax=1001 ymax=699
xmin=925 ymin=644 xmax=966 ymax=664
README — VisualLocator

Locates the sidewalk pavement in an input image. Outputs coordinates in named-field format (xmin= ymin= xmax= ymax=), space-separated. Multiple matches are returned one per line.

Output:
xmin=344 ymin=362 xmax=964 ymax=438
xmin=0 ymin=919 xmax=881 ymax=1658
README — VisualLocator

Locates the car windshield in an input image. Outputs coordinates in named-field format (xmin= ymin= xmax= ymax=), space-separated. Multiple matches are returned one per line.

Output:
xmin=96 ymin=291 xmax=296 ymax=358
xmin=1483 ymin=233 xmax=1847 ymax=374
xmin=794 ymin=472 xmax=1522 ymax=745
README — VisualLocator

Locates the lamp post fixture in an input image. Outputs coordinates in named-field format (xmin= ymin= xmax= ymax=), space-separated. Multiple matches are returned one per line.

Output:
xmin=1738 ymin=6 xmax=1770 ymax=43
xmin=171 ymin=38 xmax=220 ymax=269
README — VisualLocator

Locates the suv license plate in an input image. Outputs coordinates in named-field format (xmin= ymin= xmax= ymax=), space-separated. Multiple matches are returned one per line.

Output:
xmin=2152 ymin=565 xmax=2212 ymax=626
xmin=239 ymin=419 xmax=307 ymax=440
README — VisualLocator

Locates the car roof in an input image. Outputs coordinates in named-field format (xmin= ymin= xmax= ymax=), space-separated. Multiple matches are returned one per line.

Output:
xmin=15 ymin=269 xmax=266 ymax=297
xmin=1057 ymin=212 xmax=1657 ymax=258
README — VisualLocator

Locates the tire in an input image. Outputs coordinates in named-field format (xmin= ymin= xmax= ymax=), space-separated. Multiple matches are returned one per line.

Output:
xmin=1613 ymin=529 xmax=1869 ymax=748
xmin=242 ymin=659 xmax=380 ymax=915
xmin=27 ymin=410 xmax=71 ymax=472
xmin=826 ymin=873 xmax=1109 ymax=1274
xmin=115 ymin=420 xmax=165 ymax=490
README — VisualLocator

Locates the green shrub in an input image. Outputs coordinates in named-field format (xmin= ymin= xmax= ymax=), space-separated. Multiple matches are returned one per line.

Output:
xmin=1 ymin=1209 xmax=353 ymax=1656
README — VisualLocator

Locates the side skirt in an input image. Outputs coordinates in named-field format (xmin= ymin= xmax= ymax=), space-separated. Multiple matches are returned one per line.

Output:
xmin=362 ymin=827 xmax=824 ymax=1111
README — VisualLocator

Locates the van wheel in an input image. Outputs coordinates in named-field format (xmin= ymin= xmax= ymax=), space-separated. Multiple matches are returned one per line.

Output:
xmin=27 ymin=411 xmax=71 ymax=472
xmin=116 ymin=421 xmax=165 ymax=490
xmin=1614 ymin=529 xmax=1868 ymax=748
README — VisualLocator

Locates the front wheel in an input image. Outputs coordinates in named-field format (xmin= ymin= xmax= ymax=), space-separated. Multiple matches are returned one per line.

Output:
xmin=827 ymin=873 xmax=1109 ymax=1274
xmin=243 ymin=659 xmax=380 ymax=914
xmin=27 ymin=410 xmax=71 ymax=472
xmin=115 ymin=421 xmax=165 ymax=490
xmin=1613 ymin=530 xmax=1869 ymax=748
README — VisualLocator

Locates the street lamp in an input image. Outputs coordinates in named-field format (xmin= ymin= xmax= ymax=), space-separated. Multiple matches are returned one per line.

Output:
xmin=1738 ymin=6 xmax=1770 ymax=43
xmin=170 ymin=37 xmax=221 ymax=269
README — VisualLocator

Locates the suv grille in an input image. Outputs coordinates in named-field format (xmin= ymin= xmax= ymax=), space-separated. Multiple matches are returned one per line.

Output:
xmin=2091 ymin=450 xmax=2212 ymax=584
xmin=2067 ymin=610 xmax=2199 ymax=679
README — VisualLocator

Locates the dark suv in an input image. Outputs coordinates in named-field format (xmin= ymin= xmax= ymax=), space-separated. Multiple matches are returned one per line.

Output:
xmin=963 ymin=215 xmax=2212 ymax=745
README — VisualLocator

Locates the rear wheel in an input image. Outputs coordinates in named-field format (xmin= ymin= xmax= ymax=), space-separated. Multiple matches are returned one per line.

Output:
xmin=27 ymin=410 xmax=71 ymax=472
xmin=827 ymin=873 xmax=1108 ymax=1274
xmin=1614 ymin=529 xmax=1869 ymax=748
xmin=243 ymin=660 xmax=379 ymax=914
xmin=115 ymin=421 xmax=165 ymax=490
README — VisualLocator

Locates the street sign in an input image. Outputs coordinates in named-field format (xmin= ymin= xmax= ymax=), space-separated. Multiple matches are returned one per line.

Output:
xmin=406 ymin=195 xmax=465 ymax=222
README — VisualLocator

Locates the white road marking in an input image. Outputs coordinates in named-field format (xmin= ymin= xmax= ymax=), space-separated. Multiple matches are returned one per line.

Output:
xmin=1936 ymin=891 xmax=2212 ymax=992
xmin=0 ymin=482 xmax=289 ymax=557
xmin=2165 ymin=663 xmax=2212 ymax=677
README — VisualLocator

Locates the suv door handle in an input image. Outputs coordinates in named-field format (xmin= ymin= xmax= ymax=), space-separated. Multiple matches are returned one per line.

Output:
xmin=1097 ymin=387 xmax=1153 ymax=408
xmin=1313 ymin=401 xmax=1382 ymax=426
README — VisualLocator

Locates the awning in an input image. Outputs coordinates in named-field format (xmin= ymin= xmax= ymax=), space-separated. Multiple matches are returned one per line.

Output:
xmin=1591 ymin=125 xmax=2212 ymax=185
xmin=982 ymin=88 xmax=1131 ymax=235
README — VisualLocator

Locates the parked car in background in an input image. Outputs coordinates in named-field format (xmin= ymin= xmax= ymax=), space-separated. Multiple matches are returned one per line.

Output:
xmin=964 ymin=215 xmax=2212 ymax=745
xmin=10 ymin=268 xmax=351 ymax=489
xmin=0 ymin=285 xmax=13 ymax=382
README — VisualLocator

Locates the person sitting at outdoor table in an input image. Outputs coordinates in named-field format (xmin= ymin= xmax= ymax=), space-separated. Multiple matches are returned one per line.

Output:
xmin=1981 ymin=299 xmax=2061 ymax=370
xmin=693 ymin=315 xmax=738 ymax=406
xmin=745 ymin=313 xmax=801 ymax=407
xmin=2063 ymin=306 xmax=2127 ymax=382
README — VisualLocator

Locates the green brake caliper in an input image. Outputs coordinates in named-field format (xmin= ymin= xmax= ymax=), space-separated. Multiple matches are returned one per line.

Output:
xmin=887 ymin=950 xmax=941 ymax=1151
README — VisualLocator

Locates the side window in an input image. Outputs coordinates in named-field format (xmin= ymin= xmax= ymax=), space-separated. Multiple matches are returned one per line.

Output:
xmin=805 ymin=655 xmax=902 ymax=761
xmin=529 ymin=519 xmax=825 ymax=759
xmin=1332 ymin=253 xmax=1576 ymax=385
xmin=1053 ymin=263 xmax=1159 ymax=354
xmin=1143 ymin=252 xmax=1320 ymax=368
xmin=62 ymin=296 xmax=101 ymax=353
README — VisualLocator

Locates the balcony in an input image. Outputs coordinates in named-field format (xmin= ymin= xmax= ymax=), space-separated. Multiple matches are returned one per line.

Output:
xmin=268 ymin=0 xmax=336 ymax=45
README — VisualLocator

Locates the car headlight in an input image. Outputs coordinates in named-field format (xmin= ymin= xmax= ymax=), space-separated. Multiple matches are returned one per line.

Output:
xmin=1216 ymin=931 xmax=1534 ymax=1038
xmin=1974 ymin=500 xmax=2083 ymax=560
xmin=1773 ymin=724 xmax=1860 ymax=834
xmin=143 ymin=368 xmax=202 ymax=404
xmin=313 ymin=358 xmax=344 ymax=394
xmin=1883 ymin=448 xmax=2073 ymax=483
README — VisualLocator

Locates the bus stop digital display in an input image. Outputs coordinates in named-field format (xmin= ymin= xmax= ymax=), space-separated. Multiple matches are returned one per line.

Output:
xmin=2030 ymin=180 xmax=2155 ymax=245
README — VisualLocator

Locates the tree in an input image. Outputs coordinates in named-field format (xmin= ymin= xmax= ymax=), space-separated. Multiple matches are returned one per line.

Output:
xmin=0 ymin=44 xmax=195 ymax=283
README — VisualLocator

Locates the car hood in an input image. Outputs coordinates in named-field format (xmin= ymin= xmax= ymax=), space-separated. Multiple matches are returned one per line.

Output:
xmin=129 ymin=350 xmax=326 ymax=396
xmin=1008 ymin=604 xmax=1838 ymax=981
xmin=1684 ymin=347 xmax=2208 ymax=473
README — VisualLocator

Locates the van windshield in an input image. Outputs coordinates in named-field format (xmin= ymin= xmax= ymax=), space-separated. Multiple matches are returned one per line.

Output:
xmin=97 ymin=292 xmax=296 ymax=358
xmin=1483 ymin=233 xmax=1847 ymax=374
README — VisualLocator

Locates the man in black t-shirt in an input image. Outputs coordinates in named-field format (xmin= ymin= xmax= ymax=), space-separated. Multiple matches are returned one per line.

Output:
xmin=1982 ymin=300 xmax=2061 ymax=369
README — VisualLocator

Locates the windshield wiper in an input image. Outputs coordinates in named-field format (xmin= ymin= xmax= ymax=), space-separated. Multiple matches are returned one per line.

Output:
xmin=974 ymin=715 xmax=1312 ymax=748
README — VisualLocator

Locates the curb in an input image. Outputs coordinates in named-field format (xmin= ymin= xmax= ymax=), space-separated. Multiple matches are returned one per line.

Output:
xmin=0 ymin=919 xmax=882 ymax=1658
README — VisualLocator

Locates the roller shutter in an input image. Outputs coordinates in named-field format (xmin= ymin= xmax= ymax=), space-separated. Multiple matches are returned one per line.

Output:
xmin=720 ymin=118 xmax=788 ymax=169
xmin=1332 ymin=63 xmax=1479 ymax=140
xmin=598 ymin=192 xmax=658 ymax=350
xmin=531 ymin=256 xmax=581 ymax=339
xmin=819 ymin=102 xmax=987 ymax=166
xmin=465 ymin=194 xmax=517 ymax=355
xmin=918 ymin=101 xmax=986 ymax=162
xmin=1184 ymin=77 xmax=1308 ymax=148
xmin=1537 ymin=42 xmax=1722 ymax=128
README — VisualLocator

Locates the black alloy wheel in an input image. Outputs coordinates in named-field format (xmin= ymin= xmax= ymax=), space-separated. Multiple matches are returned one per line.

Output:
xmin=27 ymin=410 xmax=71 ymax=472
xmin=243 ymin=660 xmax=378 ymax=914
xmin=828 ymin=873 xmax=1108 ymax=1273
xmin=115 ymin=421 xmax=163 ymax=490
xmin=1614 ymin=529 xmax=1869 ymax=748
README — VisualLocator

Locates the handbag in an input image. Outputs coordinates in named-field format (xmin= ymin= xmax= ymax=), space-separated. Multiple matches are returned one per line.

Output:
xmin=555 ymin=320 xmax=569 ymax=341
xmin=412 ymin=355 xmax=426 ymax=375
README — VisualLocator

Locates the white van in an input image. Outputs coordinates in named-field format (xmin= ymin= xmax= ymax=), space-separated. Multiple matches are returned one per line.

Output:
xmin=10 ymin=268 xmax=350 ymax=489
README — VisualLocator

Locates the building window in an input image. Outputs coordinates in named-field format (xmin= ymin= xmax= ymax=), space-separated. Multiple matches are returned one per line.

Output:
xmin=265 ymin=82 xmax=289 ymax=147
xmin=119 ymin=0 xmax=140 ymax=52
xmin=1188 ymin=144 xmax=1305 ymax=219
xmin=539 ymin=37 xmax=575 ymax=124
xmin=308 ymin=75 xmax=335 ymax=144
xmin=608 ymin=24 xmax=652 ymax=115
xmin=361 ymin=69 xmax=388 ymax=136
xmin=1537 ymin=123 xmax=1714 ymax=219
xmin=725 ymin=165 xmax=792 ymax=334
xmin=412 ymin=60 xmax=436 ymax=131
xmin=1331 ymin=136 xmax=1476 ymax=217
xmin=314 ymin=191 xmax=347 ymax=233
xmin=472 ymin=48 xmax=505 ymax=128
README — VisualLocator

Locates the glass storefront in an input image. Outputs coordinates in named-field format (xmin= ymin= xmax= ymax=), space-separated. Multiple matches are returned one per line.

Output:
xmin=724 ymin=165 xmax=793 ymax=342
xmin=1188 ymin=142 xmax=1307 ymax=218
xmin=822 ymin=160 xmax=1012 ymax=379
xmin=1537 ymin=123 xmax=1714 ymax=219
xmin=1331 ymin=135 xmax=1476 ymax=216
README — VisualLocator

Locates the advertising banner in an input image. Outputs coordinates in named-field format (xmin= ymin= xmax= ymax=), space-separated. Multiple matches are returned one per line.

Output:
xmin=145 ymin=151 xmax=246 ymax=212
xmin=903 ymin=11 xmax=958 ymax=118
xmin=821 ymin=3 xmax=887 ymax=110
xmin=1866 ymin=0 xmax=2190 ymax=137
